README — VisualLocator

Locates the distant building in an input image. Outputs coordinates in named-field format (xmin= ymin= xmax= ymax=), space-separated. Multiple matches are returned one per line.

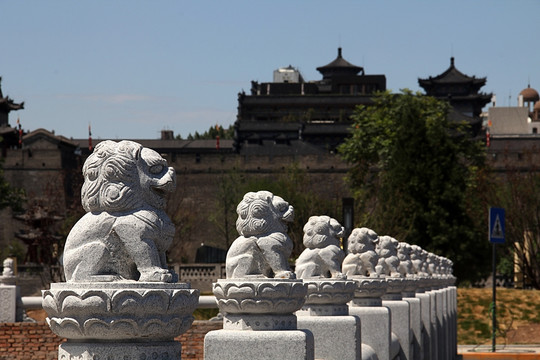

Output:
xmin=418 ymin=57 xmax=492 ymax=136
xmin=487 ymin=84 xmax=540 ymax=171
xmin=3 ymin=54 xmax=510 ymax=265
xmin=235 ymin=47 xmax=386 ymax=154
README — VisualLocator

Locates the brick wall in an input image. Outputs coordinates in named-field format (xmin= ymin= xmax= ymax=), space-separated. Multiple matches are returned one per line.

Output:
xmin=0 ymin=320 xmax=222 ymax=360
xmin=0 ymin=322 xmax=63 ymax=360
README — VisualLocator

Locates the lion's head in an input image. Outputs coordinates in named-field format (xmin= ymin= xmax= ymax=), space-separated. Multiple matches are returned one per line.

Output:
xmin=235 ymin=191 xmax=294 ymax=237
xmin=376 ymin=235 xmax=399 ymax=259
xmin=347 ymin=227 xmax=378 ymax=254
xmin=302 ymin=215 xmax=344 ymax=249
xmin=81 ymin=140 xmax=176 ymax=213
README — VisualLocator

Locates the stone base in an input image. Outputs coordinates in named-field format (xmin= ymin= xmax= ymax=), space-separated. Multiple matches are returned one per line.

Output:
xmin=383 ymin=299 xmax=411 ymax=360
xmin=204 ymin=329 xmax=314 ymax=360
xmin=403 ymin=296 xmax=422 ymax=360
xmin=297 ymin=315 xmax=361 ymax=360
xmin=348 ymin=306 xmax=391 ymax=360
xmin=59 ymin=341 xmax=181 ymax=360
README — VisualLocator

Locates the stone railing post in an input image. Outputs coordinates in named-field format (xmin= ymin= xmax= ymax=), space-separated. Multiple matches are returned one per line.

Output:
xmin=294 ymin=215 xmax=360 ymax=360
xmin=204 ymin=191 xmax=314 ymax=360
xmin=0 ymin=257 xmax=19 ymax=323
xmin=348 ymin=277 xmax=391 ymax=360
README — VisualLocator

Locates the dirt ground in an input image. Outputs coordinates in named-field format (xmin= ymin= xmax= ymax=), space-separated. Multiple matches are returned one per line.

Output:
xmin=505 ymin=324 xmax=540 ymax=344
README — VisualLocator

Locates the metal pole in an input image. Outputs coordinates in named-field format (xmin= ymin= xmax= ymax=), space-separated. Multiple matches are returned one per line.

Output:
xmin=492 ymin=243 xmax=497 ymax=352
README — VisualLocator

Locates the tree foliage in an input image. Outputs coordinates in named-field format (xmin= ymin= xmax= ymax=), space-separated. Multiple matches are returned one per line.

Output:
xmin=177 ymin=125 xmax=234 ymax=141
xmin=487 ymin=167 xmax=540 ymax=289
xmin=338 ymin=90 xmax=490 ymax=284
xmin=210 ymin=163 xmax=341 ymax=258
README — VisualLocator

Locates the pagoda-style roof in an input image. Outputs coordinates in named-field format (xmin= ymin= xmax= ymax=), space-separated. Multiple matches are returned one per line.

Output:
xmin=0 ymin=77 xmax=24 ymax=113
xmin=418 ymin=57 xmax=487 ymax=93
xmin=317 ymin=47 xmax=364 ymax=79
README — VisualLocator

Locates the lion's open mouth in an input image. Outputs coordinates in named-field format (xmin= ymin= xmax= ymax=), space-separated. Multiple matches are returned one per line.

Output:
xmin=151 ymin=179 xmax=174 ymax=197
xmin=151 ymin=186 xmax=167 ymax=197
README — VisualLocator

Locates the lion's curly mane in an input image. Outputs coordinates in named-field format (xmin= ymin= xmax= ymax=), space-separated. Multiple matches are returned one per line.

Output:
xmin=235 ymin=191 xmax=289 ymax=237
xmin=81 ymin=140 xmax=144 ymax=213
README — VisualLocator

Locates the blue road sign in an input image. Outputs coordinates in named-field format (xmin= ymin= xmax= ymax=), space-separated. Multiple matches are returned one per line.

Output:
xmin=489 ymin=207 xmax=505 ymax=243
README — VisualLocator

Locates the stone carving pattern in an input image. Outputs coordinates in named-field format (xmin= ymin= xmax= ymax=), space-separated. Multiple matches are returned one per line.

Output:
xmin=42 ymin=287 xmax=198 ymax=340
xmin=303 ymin=280 xmax=356 ymax=305
xmin=0 ymin=288 xmax=16 ymax=322
xmin=226 ymin=191 xmax=295 ymax=279
xmin=62 ymin=140 xmax=177 ymax=283
xmin=295 ymin=215 xmax=346 ymax=279
xmin=213 ymin=280 xmax=307 ymax=314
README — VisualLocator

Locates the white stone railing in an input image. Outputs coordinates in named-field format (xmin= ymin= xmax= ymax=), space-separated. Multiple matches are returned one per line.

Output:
xmin=169 ymin=263 xmax=225 ymax=293
xmin=11 ymin=275 xmax=457 ymax=359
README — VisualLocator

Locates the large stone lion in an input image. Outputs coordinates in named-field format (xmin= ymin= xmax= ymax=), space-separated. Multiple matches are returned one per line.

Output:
xmin=63 ymin=140 xmax=177 ymax=282
xmin=225 ymin=191 xmax=295 ymax=279
xmin=295 ymin=215 xmax=346 ymax=279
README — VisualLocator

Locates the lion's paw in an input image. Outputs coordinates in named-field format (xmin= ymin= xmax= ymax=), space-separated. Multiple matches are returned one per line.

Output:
xmin=139 ymin=268 xmax=173 ymax=282
xmin=274 ymin=270 xmax=296 ymax=280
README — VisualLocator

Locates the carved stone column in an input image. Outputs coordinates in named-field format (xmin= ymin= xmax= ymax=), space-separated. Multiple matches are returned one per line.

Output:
xmin=204 ymin=191 xmax=314 ymax=360
xmin=348 ymin=277 xmax=394 ymax=360
xmin=382 ymin=277 xmax=411 ymax=360
xmin=296 ymin=279 xmax=358 ymax=360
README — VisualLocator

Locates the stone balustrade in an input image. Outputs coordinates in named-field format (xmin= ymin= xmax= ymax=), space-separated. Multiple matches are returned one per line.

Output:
xmin=2 ymin=178 xmax=460 ymax=360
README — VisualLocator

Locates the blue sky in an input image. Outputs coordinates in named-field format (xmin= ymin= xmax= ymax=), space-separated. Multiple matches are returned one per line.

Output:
xmin=1 ymin=0 xmax=538 ymax=140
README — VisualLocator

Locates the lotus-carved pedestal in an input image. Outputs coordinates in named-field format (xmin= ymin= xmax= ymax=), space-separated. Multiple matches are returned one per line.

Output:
xmin=213 ymin=279 xmax=307 ymax=330
xmin=206 ymin=279 xmax=315 ymax=360
xmin=382 ymin=276 xmax=406 ymax=301
xmin=296 ymin=279 xmax=356 ymax=316
xmin=349 ymin=276 xmax=387 ymax=307
xmin=295 ymin=279 xmax=361 ymax=360
xmin=43 ymin=282 xmax=199 ymax=359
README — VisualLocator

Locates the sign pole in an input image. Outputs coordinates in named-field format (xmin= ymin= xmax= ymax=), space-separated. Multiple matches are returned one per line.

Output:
xmin=492 ymin=242 xmax=496 ymax=352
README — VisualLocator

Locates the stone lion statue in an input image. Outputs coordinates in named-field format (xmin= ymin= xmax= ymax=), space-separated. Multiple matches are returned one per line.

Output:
xmin=295 ymin=215 xmax=346 ymax=279
xmin=397 ymin=242 xmax=413 ymax=277
xmin=342 ymin=227 xmax=380 ymax=277
xmin=63 ymin=140 xmax=177 ymax=282
xmin=226 ymin=191 xmax=295 ymax=279
xmin=410 ymin=244 xmax=427 ymax=276
xmin=376 ymin=235 xmax=401 ymax=277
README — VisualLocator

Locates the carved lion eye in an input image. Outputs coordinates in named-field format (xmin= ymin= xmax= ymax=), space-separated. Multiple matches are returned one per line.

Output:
xmin=149 ymin=164 xmax=164 ymax=174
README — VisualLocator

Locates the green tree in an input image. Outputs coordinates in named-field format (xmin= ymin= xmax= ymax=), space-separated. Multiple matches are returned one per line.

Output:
xmin=210 ymin=163 xmax=341 ymax=258
xmin=180 ymin=124 xmax=235 ymax=140
xmin=486 ymin=165 xmax=540 ymax=289
xmin=338 ymin=90 xmax=490 ymax=284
